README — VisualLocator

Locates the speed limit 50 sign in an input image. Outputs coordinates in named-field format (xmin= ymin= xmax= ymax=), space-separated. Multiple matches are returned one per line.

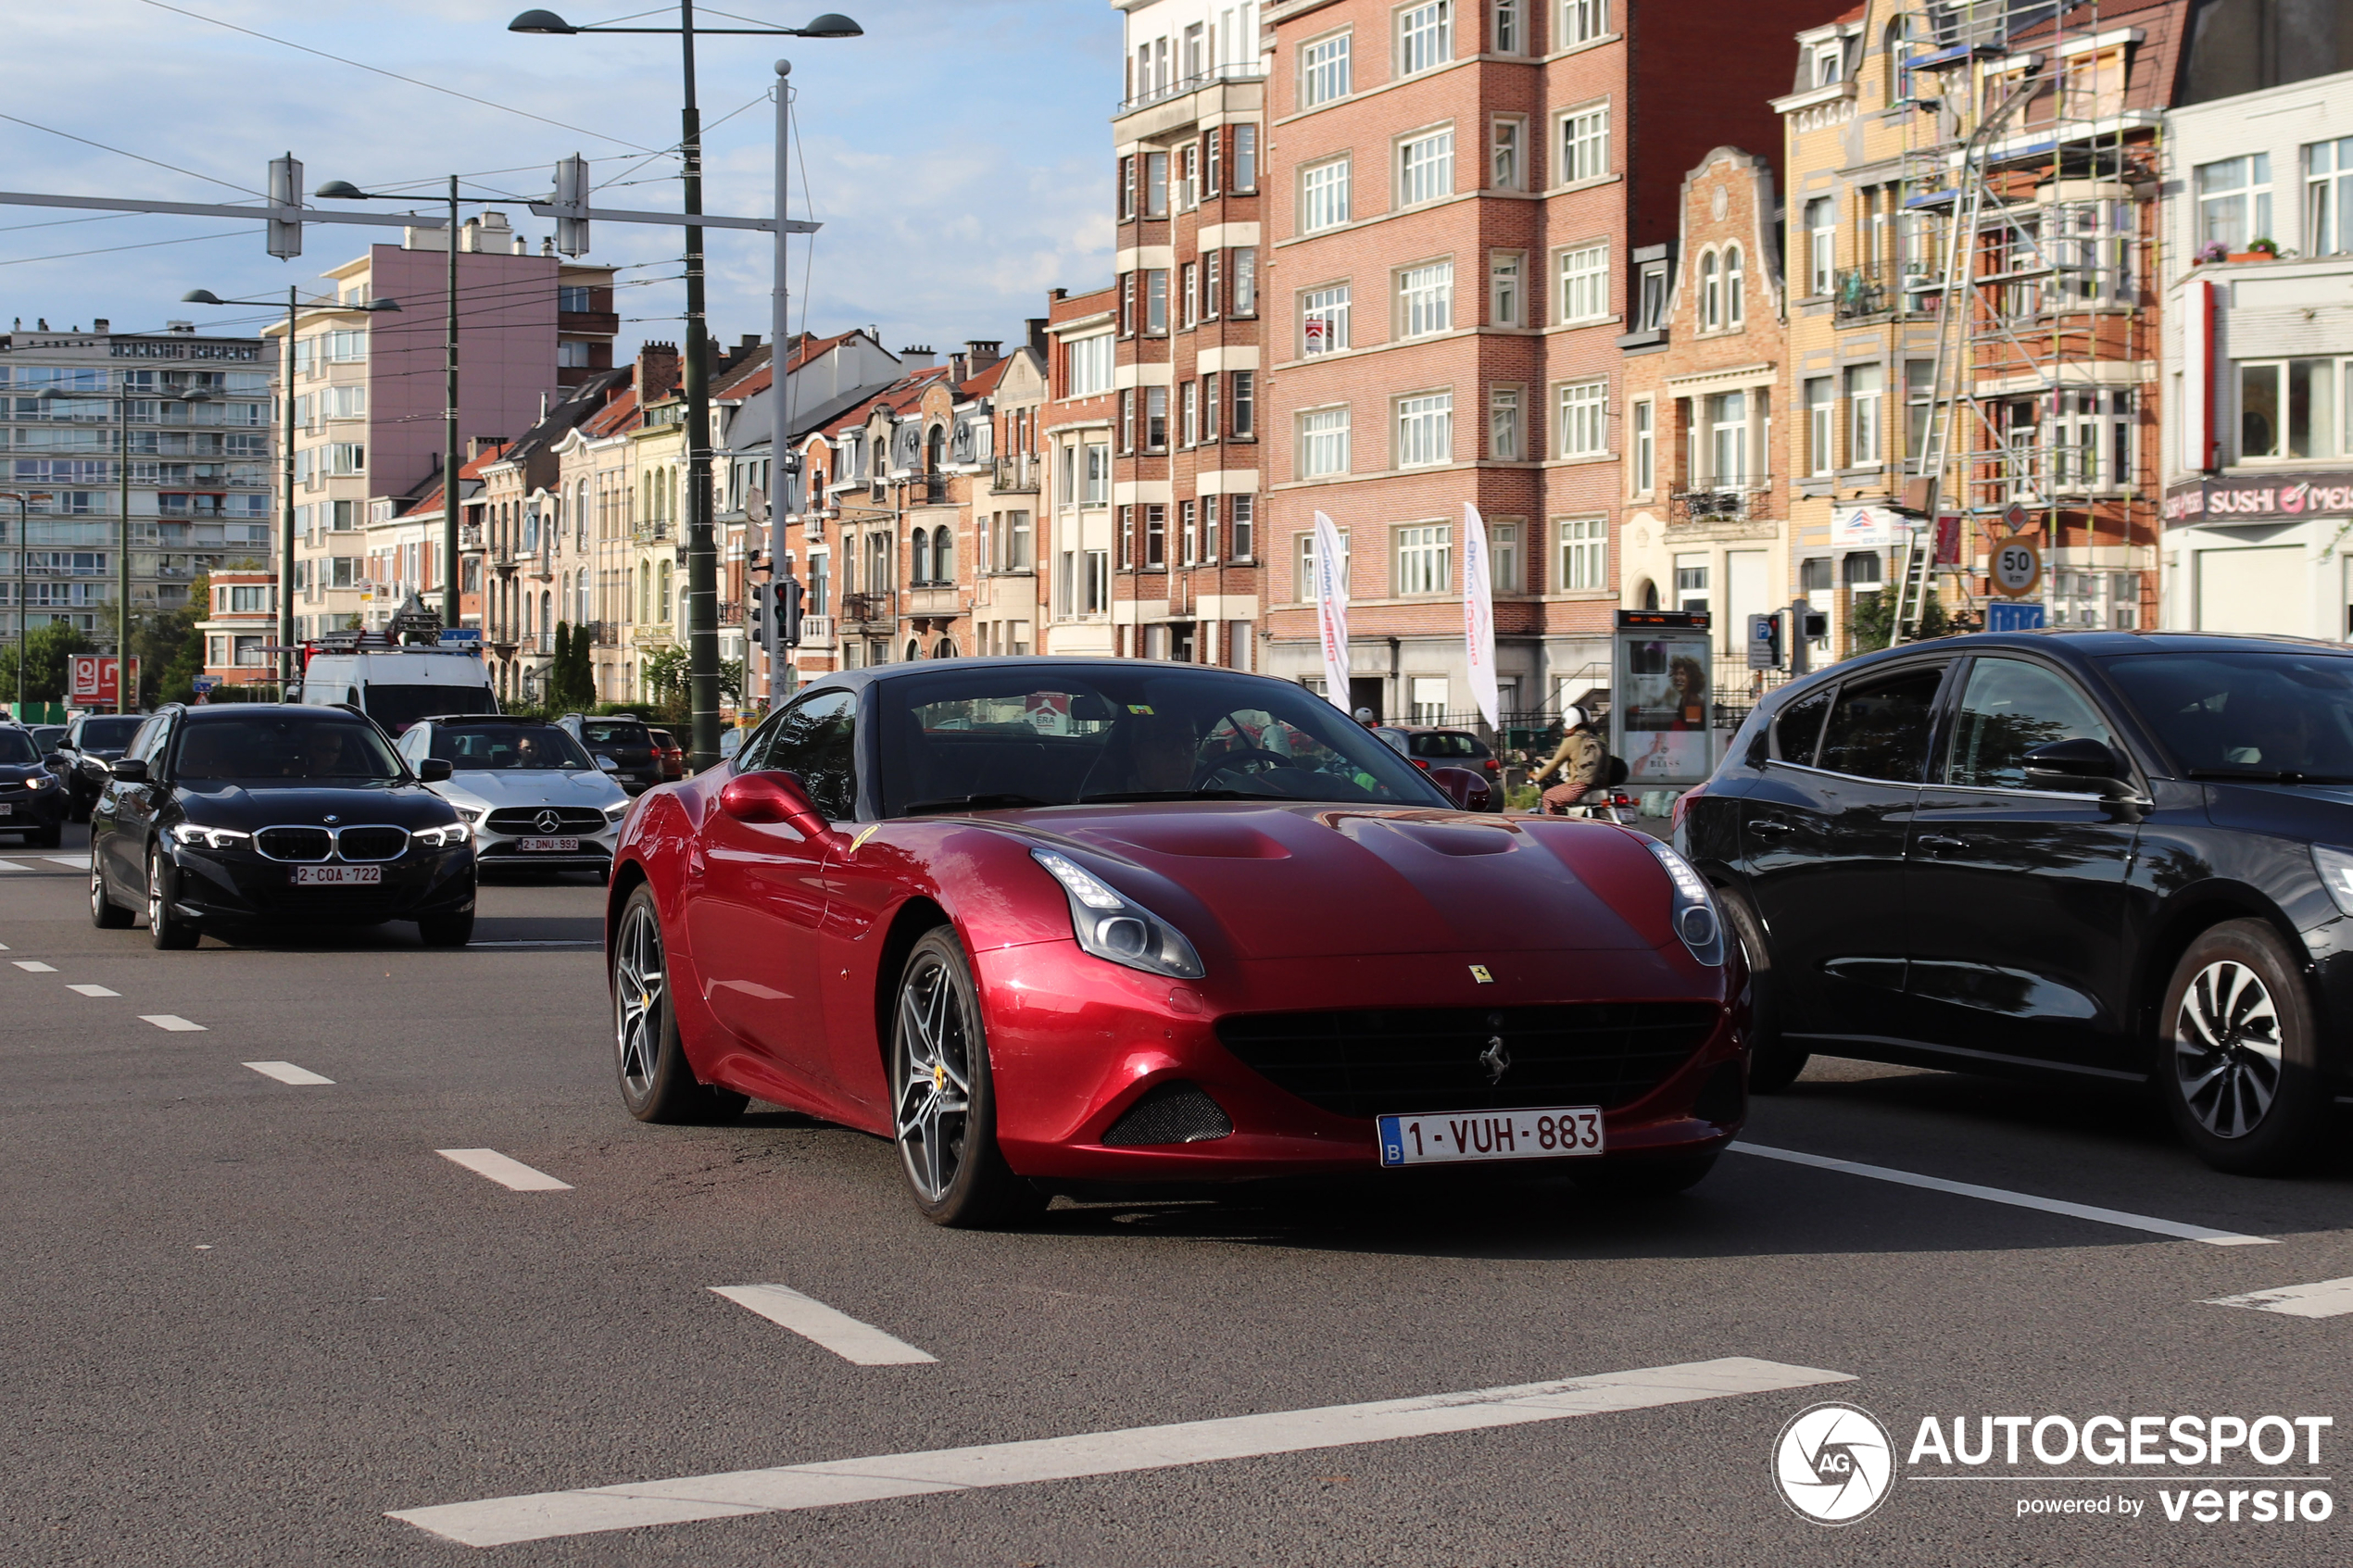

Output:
xmin=1991 ymin=535 xmax=2041 ymax=598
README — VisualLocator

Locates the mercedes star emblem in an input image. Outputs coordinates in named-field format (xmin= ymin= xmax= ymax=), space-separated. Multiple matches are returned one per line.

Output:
xmin=535 ymin=809 xmax=564 ymax=834
xmin=1479 ymin=1036 xmax=1511 ymax=1085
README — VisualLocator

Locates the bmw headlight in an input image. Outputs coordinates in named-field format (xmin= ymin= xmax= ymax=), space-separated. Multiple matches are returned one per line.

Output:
xmin=414 ymin=822 xmax=472 ymax=848
xmin=1030 ymin=847 xmax=1204 ymax=980
xmin=1644 ymin=838 xmax=1725 ymax=967
xmin=170 ymin=823 xmax=251 ymax=851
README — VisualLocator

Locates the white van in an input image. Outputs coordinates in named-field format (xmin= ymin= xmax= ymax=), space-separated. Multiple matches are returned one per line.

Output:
xmin=297 ymin=646 xmax=497 ymax=735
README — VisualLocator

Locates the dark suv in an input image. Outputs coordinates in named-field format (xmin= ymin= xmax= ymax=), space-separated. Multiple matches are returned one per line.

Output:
xmin=557 ymin=713 xmax=662 ymax=795
xmin=56 ymin=712 xmax=148 ymax=822
xmin=1677 ymin=629 xmax=2353 ymax=1174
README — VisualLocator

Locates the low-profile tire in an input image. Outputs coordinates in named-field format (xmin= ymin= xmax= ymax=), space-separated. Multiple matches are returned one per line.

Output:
xmin=90 ymin=859 xmax=132 ymax=930
xmin=418 ymin=909 xmax=474 ymax=947
xmin=610 ymin=884 xmax=746 ymax=1124
xmin=890 ymin=926 xmax=1045 ymax=1229
xmin=146 ymin=847 xmax=200 ymax=950
xmin=2158 ymin=919 xmax=2329 ymax=1175
xmin=1571 ymin=1148 xmax=1720 ymax=1199
xmin=1720 ymin=888 xmax=1807 ymax=1094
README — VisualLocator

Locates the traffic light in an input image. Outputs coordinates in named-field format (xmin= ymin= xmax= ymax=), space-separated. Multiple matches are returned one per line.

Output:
xmin=778 ymin=575 xmax=804 ymax=647
xmin=551 ymin=155 xmax=590 ymax=257
xmin=747 ymin=581 xmax=770 ymax=643
xmin=267 ymin=154 xmax=304 ymax=258
xmin=1789 ymin=598 xmax=1830 ymax=676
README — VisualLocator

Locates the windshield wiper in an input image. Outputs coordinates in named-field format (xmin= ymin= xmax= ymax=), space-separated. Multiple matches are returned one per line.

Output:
xmin=2184 ymin=769 xmax=2353 ymax=785
xmin=901 ymin=792 xmax=1056 ymax=815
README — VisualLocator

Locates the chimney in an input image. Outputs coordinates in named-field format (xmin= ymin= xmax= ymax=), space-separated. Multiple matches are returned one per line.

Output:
xmin=93 ymin=318 xmax=109 ymax=334
xmin=964 ymin=339 xmax=1002 ymax=371
xmin=1026 ymin=317 xmax=1050 ymax=358
xmin=542 ymin=236 xmax=556 ymax=256
xmin=900 ymin=345 xmax=937 ymax=367
xmin=636 ymin=340 xmax=682 ymax=402
xmin=466 ymin=437 xmax=507 ymax=461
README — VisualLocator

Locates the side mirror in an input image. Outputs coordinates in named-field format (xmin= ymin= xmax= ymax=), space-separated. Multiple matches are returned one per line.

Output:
xmin=109 ymin=758 xmax=148 ymax=784
xmin=417 ymin=758 xmax=454 ymax=783
xmin=2021 ymin=736 xmax=2132 ymax=796
xmin=595 ymin=754 xmax=620 ymax=772
xmin=1428 ymin=765 xmax=1491 ymax=811
xmin=718 ymin=769 xmax=833 ymax=840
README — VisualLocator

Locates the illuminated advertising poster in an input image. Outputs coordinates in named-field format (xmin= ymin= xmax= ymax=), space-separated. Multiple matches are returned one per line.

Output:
xmin=1613 ymin=612 xmax=1712 ymax=785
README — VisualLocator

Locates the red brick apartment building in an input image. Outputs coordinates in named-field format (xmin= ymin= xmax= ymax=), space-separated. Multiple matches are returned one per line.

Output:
xmin=1258 ymin=0 xmax=1846 ymax=721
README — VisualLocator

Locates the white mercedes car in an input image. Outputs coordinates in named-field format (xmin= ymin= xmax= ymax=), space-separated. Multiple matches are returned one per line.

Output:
xmin=396 ymin=716 xmax=630 ymax=880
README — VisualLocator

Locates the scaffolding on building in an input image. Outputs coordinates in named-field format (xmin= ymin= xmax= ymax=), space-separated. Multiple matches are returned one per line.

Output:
xmin=1887 ymin=0 xmax=2162 ymax=644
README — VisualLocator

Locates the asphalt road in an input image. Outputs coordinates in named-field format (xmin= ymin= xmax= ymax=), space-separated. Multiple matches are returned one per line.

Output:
xmin=4 ymin=823 xmax=2349 ymax=1566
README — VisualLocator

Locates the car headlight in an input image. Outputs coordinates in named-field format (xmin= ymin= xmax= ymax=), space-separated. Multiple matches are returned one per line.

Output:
xmin=23 ymin=773 xmax=50 ymax=790
xmin=452 ymin=804 xmax=486 ymax=824
xmin=603 ymin=802 xmax=629 ymax=823
xmin=414 ymin=822 xmax=472 ymax=848
xmin=170 ymin=823 xmax=251 ymax=850
xmin=1644 ymin=839 xmax=1725 ymax=967
xmin=2313 ymin=845 xmax=2353 ymax=917
xmin=1030 ymin=847 xmax=1204 ymax=980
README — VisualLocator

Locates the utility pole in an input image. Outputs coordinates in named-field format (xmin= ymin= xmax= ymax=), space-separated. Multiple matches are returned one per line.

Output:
xmin=1 ymin=492 xmax=46 ymax=716
xmin=445 ymin=176 xmax=461 ymax=633
xmin=770 ymin=58 xmax=792 ymax=709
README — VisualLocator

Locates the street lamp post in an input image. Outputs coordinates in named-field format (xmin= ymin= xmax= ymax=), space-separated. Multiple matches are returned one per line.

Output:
xmin=183 ymin=287 xmax=400 ymax=688
xmin=0 ymin=490 xmax=50 ymax=716
xmin=510 ymin=6 xmax=861 ymax=770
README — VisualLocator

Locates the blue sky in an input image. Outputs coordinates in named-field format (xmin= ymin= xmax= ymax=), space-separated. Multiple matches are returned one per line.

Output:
xmin=0 ymin=0 xmax=1123 ymax=359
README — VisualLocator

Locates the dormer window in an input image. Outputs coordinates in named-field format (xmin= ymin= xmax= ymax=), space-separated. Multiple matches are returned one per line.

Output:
xmin=1814 ymin=41 xmax=1843 ymax=86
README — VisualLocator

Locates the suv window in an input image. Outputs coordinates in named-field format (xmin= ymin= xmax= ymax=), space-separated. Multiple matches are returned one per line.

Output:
xmin=1944 ymin=658 xmax=2120 ymax=790
xmin=579 ymin=721 xmax=651 ymax=747
xmin=762 ymin=690 xmax=858 ymax=820
xmin=1817 ymin=665 xmax=1946 ymax=784
xmin=1772 ymin=686 xmax=1834 ymax=765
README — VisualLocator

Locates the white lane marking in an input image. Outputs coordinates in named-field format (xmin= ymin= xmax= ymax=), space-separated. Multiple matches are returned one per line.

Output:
xmin=1733 ymin=1143 xmax=2276 ymax=1247
xmin=67 ymin=983 xmax=120 ymax=997
xmin=244 ymin=1060 xmax=335 ymax=1086
xmin=0 ymin=859 xmax=30 ymax=872
xmin=140 ymin=1014 xmax=208 ymax=1032
xmin=390 ymin=1355 xmax=1853 ymax=1548
xmin=0 ymin=941 xmax=11 ymax=948
xmin=12 ymin=960 xmax=57 ymax=972
xmin=709 ymin=1285 xmax=939 ymax=1366
xmin=43 ymin=854 xmax=90 ymax=869
xmin=435 ymin=1148 xmax=573 ymax=1192
xmin=2207 ymin=1276 xmax=2353 ymax=1318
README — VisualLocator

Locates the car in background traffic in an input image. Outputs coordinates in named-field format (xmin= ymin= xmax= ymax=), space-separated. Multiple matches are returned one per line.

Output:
xmin=397 ymin=715 xmax=629 ymax=881
xmin=90 ymin=704 xmax=476 ymax=948
xmin=55 ymin=713 xmax=147 ymax=822
xmin=0 ymin=724 xmax=68 ymax=847
xmin=1373 ymin=725 xmax=1503 ymax=811
xmin=558 ymin=713 xmax=663 ymax=795
xmin=648 ymin=727 xmax=686 ymax=782
xmin=1678 ymin=629 xmax=2353 ymax=1175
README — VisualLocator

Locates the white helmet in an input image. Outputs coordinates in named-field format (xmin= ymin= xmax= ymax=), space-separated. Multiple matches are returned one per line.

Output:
xmin=1353 ymin=707 xmax=1375 ymax=722
xmin=1563 ymin=705 xmax=1589 ymax=730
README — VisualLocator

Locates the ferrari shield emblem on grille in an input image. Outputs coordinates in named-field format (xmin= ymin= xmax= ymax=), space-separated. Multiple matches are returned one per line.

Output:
xmin=1479 ymin=1036 xmax=1511 ymax=1084
xmin=1468 ymin=964 xmax=1492 ymax=984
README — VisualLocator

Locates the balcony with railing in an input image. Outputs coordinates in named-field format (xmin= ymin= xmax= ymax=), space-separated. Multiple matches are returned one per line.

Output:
xmin=1671 ymin=487 xmax=1763 ymax=524
xmin=1116 ymin=60 xmax=1265 ymax=117
xmin=797 ymin=612 xmax=832 ymax=646
xmin=634 ymin=519 xmax=673 ymax=544
xmin=991 ymin=453 xmax=1040 ymax=493
xmin=1835 ymin=262 xmax=1942 ymax=322
xmin=839 ymin=591 xmax=889 ymax=625
xmin=457 ymin=523 xmax=484 ymax=550
xmin=717 ymin=600 xmax=743 ymax=627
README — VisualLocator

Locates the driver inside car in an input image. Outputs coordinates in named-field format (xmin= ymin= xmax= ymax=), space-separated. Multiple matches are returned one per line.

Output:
xmin=1084 ymin=707 xmax=1202 ymax=797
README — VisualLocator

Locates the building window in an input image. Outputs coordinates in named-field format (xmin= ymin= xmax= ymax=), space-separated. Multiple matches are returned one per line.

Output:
xmin=1556 ymin=380 xmax=1606 ymax=458
xmin=1398 ymin=1 xmax=1453 ymax=75
xmin=1399 ymin=260 xmax=1453 ymax=337
xmin=1559 ymin=0 xmax=1608 ymax=46
xmin=1805 ymin=376 xmax=1833 ymax=476
xmin=1302 ymin=157 xmax=1352 ymax=233
xmin=1117 ymin=505 xmax=1133 ymax=568
xmin=1556 ymin=243 xmax=1607 ymax=323
xmin=1637 ymin=258 xmax=1667 ymax=331
xmin=1491 ymin=116 xmax=1525 ymax=190
xmin=1489 ymin=521 xmax=1520 ymax=592
xmin=1120 ymin=389 xmax=1135 ymax=453
xmin=1231 ymin=494 xmax=1255 ymax=559
xmin=1204 ymin=372 xmax=1220 ymax=440
xmin=1120 ymin=155 xmax=1137 ymax=220
xmin=1846 ymin=363 xmax=1884 ymax=465
xmin=1490 ymin=250 xmax=1524 ymax=326
xmin=1300 ymin=31 xmax=1351 ymax=108
xmin=1087 ymin=550 xmax=1109 ymax=613
xmin=1812 ymin=39 xmax=1843 ymax=85
xmin=2196 ymin=154 xmax=2271 ymax=253
xmin=1147 ymin=270 xmax=1170 ymax=333
xmin=1235 ymin=124 xmax=1258 ymax=191
xmin=1724 ymin=245 xmax=1744 ymax=326
xmin=1905 ymin=360 xmax=1935 ymax=469
xmin=1397 ymin=128 xmax=1454 ymax=207
xmin=1066 ymin=332 xmax=1114 ymax=396
xmin=1490 ymin=386 xmax=1522 ymax=460
xmin=1492 ymin=0 xmax=1524 ymax=54
xmin=1557 ymin=516 xmax=1605 ymax=590
xmin=1206 ymin=127 xmax=1222 ymax=197
xmin=1085 ymin=440 xmax=1111 ymax=504
xmin=1397 ymin=392 xmax=1453 ymax=468
xmin=1204 ymin=250 xmax=1222 ymax=318
xmin=1232 ymin=370 xmax=1256 ymax=436
xmin=1298 ymin=525 xmax=1349 ymax=604
xmin=1700 ymin=250 xmax=1721 ymax=330
xmin=1146 ymin=504 xmax=1167 ymax=568
xmin=1231 ymin=247 xmax=1258 ymax=314
xmin=1557 ymin=106 xmax=1610 ymax=184
xmin=1806 ymin=196 xmax=1835 ymax=295
xmin=1182 ymin=381 xmax=1200 ymax=446
xmin=2306 ymin=136 xmax=2353 ymax=257
xmin=1301 ymin=407 xmax=1350 ymax=478
xmin=1708 ymin=392 xmax=1747 ymax=485
xmin=1396 ymin=523 xmax=1451 ymax=596
xmin=1302 ymin=283 xmax=1352 ymax=355
xmin=1145 ymin=385 xmax=1169 ymax=450
xmin=1121 ymin=271 xmax=1136 ymax=335
xmin=1145 ymin=151 xmax=1170 ymax=218
xmin=1632 ymin=398 xmax=1654 ymax=493
xmin=1674 ymin=553 xmax=1709 ymax=613
xmin=2237 ymin=357 xmax=2348 ymax=460
xmin=1182 ymin=262 xmax=1199 ymax=327
xmin=1181 ymin=499 xmax=1200 ymax=566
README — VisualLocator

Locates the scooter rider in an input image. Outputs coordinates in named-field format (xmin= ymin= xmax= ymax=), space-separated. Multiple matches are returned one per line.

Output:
xmin=1531 ymin=705 xmax=1604 ymax=815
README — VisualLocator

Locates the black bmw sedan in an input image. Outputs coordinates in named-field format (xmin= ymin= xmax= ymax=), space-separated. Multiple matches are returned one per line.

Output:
xmin=90 ymin=704 xmax=476 ymax=948
xmin=1678 ymin=630 xmax=2353 ymax=1175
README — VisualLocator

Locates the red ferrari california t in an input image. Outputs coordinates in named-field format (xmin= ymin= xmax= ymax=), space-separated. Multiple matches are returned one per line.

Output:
xmin=606 ymin=659 xmax=1745 ymax=1225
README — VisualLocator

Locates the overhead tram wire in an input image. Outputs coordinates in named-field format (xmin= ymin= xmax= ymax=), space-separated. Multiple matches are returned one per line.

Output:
xmin=0 ymin=229 xmax=251 ymax=268
xmin=0 ymin=111 xmax=269 ymax=196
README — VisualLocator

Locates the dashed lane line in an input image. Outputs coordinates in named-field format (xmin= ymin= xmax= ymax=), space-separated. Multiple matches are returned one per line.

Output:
xmin=66 ymin=984 xmax=119 ymax=997
xmin=43 ymin=855 xmax=89 ymax=869
xmin=0 ymin=859 xmax=30 ymax=872
xmin=389 ymin=1355 xmax=1856 ymax=1548
xmin=1732 ymin=1143 xmax=2277 ymax=1247
xmin=2207 ymin=1276 xmax=2353 ymax=1318
xmin=709 ymin=1285 xmax=939 ymax=1366
xmin=244 ymin=1060 xmax=335 ymax=1086
xmin=13 ymin=960 xmax=56 ymax=972
xmin=139 ymin=1015 xmax=208 ymax=1033
xmin=434 ymin=1148 xmax=572 ymax=1192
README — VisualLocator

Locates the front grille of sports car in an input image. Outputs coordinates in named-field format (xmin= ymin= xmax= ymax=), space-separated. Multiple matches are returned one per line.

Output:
xmin=1102 ymin=1082 xmax=1233 ymax=1147
xmin=485 ymin=807 xmax=609 ymax=834
xmin=257 ymin=826 xmax=333 ymax=861
xmin=1214 ymin=1003 xmax=1720 ymax=1120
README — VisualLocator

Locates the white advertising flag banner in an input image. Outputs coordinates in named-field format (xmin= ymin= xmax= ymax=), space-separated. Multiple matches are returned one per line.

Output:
xmin=1312 ymin=509 xmax=1352 ymax=711
xmin=1462 ymin=502 xmax=1500 ymax=730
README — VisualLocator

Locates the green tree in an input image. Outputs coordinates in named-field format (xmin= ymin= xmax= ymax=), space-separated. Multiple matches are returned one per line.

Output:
xmin=1849 ymin=589 xmax=1948 ymax=654
xmin=0 ymin=620 xmax=94 ymax=708
xmin=551 ymin=622 xmax=573 ymax=705
xmin=134 ymin=572 xmax=210 ymax=708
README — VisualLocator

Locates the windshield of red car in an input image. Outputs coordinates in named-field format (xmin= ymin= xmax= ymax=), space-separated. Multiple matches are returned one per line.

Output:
xmin=877 ymin=667 xmax=1452 ymax=814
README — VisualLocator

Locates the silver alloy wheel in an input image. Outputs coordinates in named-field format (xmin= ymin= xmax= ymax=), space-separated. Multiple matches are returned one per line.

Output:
xmin=612 ymin=901 xmax=664 ymax=1100
xmin=893 ymin=948 xmax=974 ymax=1204
xmin=90 ymin=862 xmax=104 ymax=920
xmin=2173 ymin=959 xmax=2283 ymax=1139
xmin=146 ymin=852 xmax=164 ymax=933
